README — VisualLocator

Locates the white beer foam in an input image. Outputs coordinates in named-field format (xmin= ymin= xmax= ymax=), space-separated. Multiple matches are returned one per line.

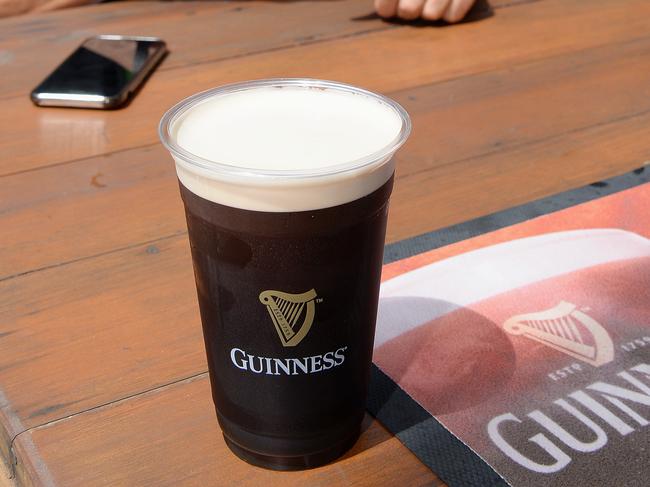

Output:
xmin=168 ymin=84 xmax=405 ymax=211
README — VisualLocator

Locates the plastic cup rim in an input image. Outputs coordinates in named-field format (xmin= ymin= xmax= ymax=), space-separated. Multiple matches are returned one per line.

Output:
xmin=158 ymin=78 xmax=412 ymax=181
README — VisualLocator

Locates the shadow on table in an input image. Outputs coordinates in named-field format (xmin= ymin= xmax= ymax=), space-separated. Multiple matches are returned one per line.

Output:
xmin=367 ymin=295 xmax=516 ymax=422
xmin=363 ymin=295 xmax=513 ymax=484
xmin=352 ymin=0 xmax=494 ymax=26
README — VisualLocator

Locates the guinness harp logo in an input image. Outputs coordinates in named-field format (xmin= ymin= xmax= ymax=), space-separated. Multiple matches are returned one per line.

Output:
xmin=503 ymin=301 xmax=614 ymax=367
xmin=259 ymin=289 xmax=318 ymax=347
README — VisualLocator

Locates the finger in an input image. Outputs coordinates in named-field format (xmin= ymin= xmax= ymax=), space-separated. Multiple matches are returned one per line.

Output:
xmin=443 ymin=0 xmax=475 ymax=23
xmin=422 ymin=0 xmax=451 ymax=21
xmin=375 ymin=0 xmax=399 ymax=18
xmin=396 ymin=0 xmax=426 ymax=20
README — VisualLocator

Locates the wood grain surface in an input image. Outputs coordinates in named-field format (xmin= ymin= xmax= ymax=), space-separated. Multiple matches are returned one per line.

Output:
xmin=0 ymin=0 xmax=524 ymax=100
xmin=3 ymin=0 xmax=648 ymax=175
xmin=4 ymin=33 xmax=650 ymax=278
xmin=2 ymin=0 xmax=649 ymax=485
xmin=13 ymin=377 xmax=437 ymax=487
xmin=0 ymin=0 xmax=390 ymax=101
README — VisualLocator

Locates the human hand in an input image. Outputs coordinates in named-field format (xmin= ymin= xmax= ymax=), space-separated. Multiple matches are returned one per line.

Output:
xmin=374 ymin=0 xmax=476 ymax=22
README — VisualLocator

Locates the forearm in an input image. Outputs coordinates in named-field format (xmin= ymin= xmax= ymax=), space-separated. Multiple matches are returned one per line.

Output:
xmin=0 ymin=0 xmax=94 ymax=18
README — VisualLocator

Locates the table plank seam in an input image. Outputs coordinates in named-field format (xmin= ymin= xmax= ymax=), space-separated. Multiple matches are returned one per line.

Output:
xmin=399 ymin=104 xmax=650 ymax=183
xmin=387 ymin=28 xmax=650 ymax=106
xmin=8 ymin=371 xmax=209 ymax=485
xmin=0 ymin=142 xmax=159 ymax=179
xmin=494 ymin=0 xmax=541 ymax=6
xmin=0 ymin=230 xmax=186 ymax=283
xmin=156 ymin=25 xmax=398 ymax=74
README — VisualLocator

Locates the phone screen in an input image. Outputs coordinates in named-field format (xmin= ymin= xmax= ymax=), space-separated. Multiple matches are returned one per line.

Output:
xmin=33 ymin=36 xmax=166 ymax=106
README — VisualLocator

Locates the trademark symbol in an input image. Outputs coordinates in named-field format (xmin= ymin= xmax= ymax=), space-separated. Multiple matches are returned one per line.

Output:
xmin=316 ymin=298 xmax=324 ymax=303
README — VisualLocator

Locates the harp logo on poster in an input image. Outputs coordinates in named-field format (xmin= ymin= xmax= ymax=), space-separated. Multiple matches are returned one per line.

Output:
xmin=503 ymin=301 xmax=615 ymax=367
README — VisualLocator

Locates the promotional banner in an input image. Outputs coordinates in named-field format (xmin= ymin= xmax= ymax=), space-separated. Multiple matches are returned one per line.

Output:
xmin=372 ymin=172 xmax=650 ymax=486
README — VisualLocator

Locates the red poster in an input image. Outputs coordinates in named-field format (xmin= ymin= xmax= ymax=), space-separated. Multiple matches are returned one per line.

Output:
xmin=374 ymin=183 xmax=650 ymax=486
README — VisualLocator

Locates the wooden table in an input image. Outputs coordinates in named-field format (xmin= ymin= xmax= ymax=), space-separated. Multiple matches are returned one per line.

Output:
xmin=1 ymin=0 xmax=648 ymax=485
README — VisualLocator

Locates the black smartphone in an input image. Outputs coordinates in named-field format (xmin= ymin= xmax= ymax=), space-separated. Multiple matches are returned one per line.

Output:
xmin=31 ymin=35 xmax=167 ymax=109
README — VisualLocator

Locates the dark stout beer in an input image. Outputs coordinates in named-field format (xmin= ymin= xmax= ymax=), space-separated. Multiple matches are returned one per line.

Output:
xmin=159 ymin=79 xmax=410 ymax=470
xmin=181 ymin=179 xmax=391 ymax=469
